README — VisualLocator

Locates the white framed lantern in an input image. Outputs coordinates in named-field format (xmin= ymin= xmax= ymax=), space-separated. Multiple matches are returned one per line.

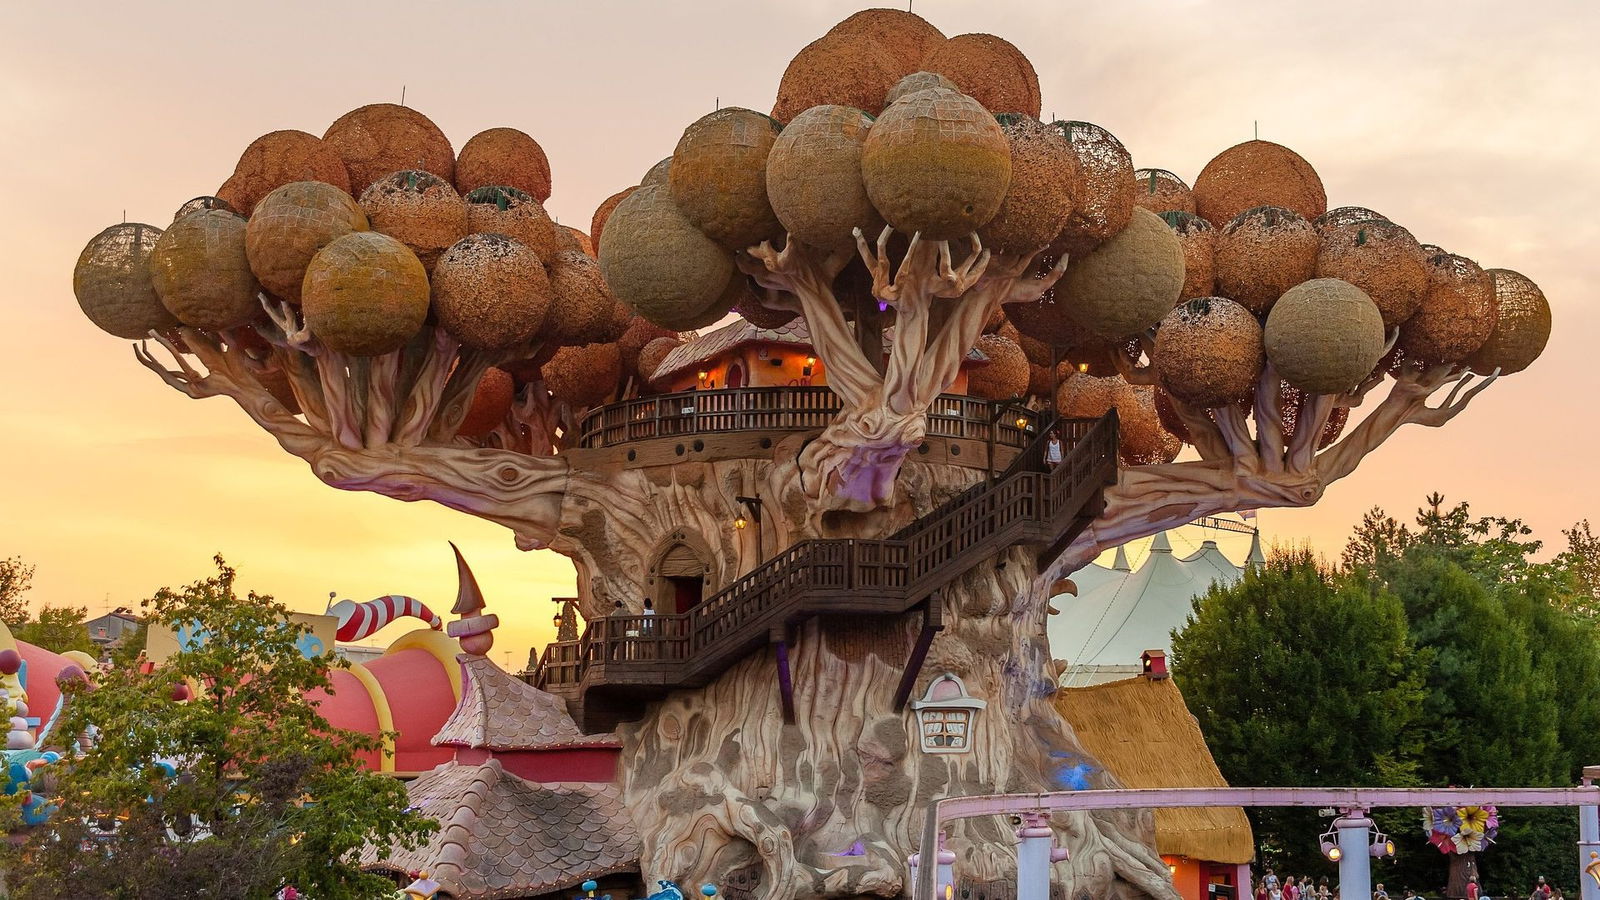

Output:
xmin=910 ymin=673 xmax=986 ymax=754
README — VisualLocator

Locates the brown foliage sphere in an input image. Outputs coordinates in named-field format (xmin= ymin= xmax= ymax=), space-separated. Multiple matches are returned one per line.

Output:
xmin=1315 ymin=206 xmax=1389 ymax=230
xmin=1264 ymin=277 xmax=1386 ymax=395
xmin=968 ymin=333 xmax=1030 ymax=400
xmin=464 ymin=186 xmax=563 ymax=262
xmin=1056 ymin=374 xmax=1180 ymax=466
xmin=618 ymin=317 xmax=680 ymax=378
xmin=862 ymin=88 xmax=1012 ymax=241
xmin=1153 ymin=297 xmax=1264 ymax=409
xmin=217 ymin=130 xmax=350 ymax=217
xmin=1193 ymin=140 xmax=1327 ymax=228
xmin=670 ymin=108 xmax=784 ymax=250
xmin=1051 ymin=121 xmax=1133 ymax=255
xmin=358 ymin=171 xmax=469 ymax=272
xmin=454 ymin=128 xmax=552 ymax=203
xmin=771 ymin=9 xmax=945 ymax=122
xmin=978 ymin=115 xmax=1075 ymax=254
xmin=1213 ymin=206 xmax=1319 ymax=314
xmin=74 ymin=223 xmax=180 ymax=339
xmin=561 ymin=225 xmax=594 ymax=257
xmin=598 ymin=185 xmax=735 ymax=330
xmin=1162 ymin=212 xmax=1217 ymax=301
xmin=590 ymin=187 xmax=637 ymax=253
xmin=1314 ymin=217 xmax=1428 ymax=328
xmin=542 ymin=342 xmax=622 ymax=409
xmin=641 ymin=157 xmax=672 ymax=188
xmin=457 ymin=367 xmax=516 ymax=439
xmin=1060 ymin=207 xmax=1185 ymax=340
xmin=172 ymin=196 xmax=235 ymax=222
xmin=1397 ymin=250 xmax=1497 ymax=365
xmin=919 ymin=33 xmax=1042 ymax=117
xmin=735 ymin=296 xmax=800 ymax=330
xmin=1467 ymin=268 xmax=1551 ymax=376
xmin=637 ymin=335 xmax=682 ymax=381
xmin=322 ymin=103 xmax=455 ymax=195
xmin=149 ymin=209 xmax=261 ymax=330
xmin=245 ymin=181 xmax=369 ymax=303
xmin=430 ymin=234 xmax=552 ymax=351
xmin=884 ymin=71 xmax=959 ymax=107
xmin=767 ymin=104 xmax=885 ymax=252
xmin=545 ymin=249 xmax=622 ymax=347
xmin=301 ymin=231 xmax=430 ymax=358
xmin=1133 ymin=169 xmax=1195 ymax=216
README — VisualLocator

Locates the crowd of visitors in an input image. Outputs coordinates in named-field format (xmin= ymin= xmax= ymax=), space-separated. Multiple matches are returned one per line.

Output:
xmin=1254 ymin=869 xmax=1565 ymax=900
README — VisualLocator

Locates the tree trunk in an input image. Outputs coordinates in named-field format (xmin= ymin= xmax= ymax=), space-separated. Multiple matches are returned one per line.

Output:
xmin=551 ymin=454 xmax=1177 ymax=900
xmin=1447 ymin=852 xmax=1478 ymax=900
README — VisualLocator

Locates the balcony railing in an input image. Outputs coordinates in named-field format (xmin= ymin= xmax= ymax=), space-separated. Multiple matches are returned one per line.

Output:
xmin=575 ymin=386 xmax=1042 ymax=451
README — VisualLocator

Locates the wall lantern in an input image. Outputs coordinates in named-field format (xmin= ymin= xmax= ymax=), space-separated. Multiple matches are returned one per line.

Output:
xmin=803 ymin=355 xmax=817 ymax=377
xmin=910 ymin=673 xmax=986 ymax=754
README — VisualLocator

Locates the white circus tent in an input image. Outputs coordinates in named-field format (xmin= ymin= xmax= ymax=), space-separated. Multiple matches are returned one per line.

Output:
xmin=1049 ymin=522 xmax=1265 ymax=687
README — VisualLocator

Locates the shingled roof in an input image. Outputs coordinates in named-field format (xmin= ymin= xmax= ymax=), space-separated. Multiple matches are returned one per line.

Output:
xmin=364 ymin=759 xmax=640 ymax=900
xmin=432 ymin=654 xmax=618 ymax=751
xmin=650 ymin=317 xmax=990 ymax=384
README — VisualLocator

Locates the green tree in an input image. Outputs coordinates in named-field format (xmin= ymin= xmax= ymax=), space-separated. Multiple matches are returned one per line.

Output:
xmin=13 ymin=604 xmax=97 ymax=656
xmin=5 ymin=556 xmax=433 ymax=899
xmin=1554 ymin=520 xmax=1600 ymax=620
xmin=108 ymin=619 xmax=150 ymax=668
xmin=0 ymin=555 xmax=35 ymax=625
xmin=1171 ymin=548 xmax=1423 ymax=873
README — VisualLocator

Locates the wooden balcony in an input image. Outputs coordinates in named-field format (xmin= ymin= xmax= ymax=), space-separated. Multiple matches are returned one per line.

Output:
xmin=576 ymin=386 xmax=1042 ymax=451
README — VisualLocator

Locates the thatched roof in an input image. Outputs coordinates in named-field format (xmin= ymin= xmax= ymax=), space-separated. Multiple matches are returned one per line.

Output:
xmin=1055 ymin=673 xmax=1254 ymax=864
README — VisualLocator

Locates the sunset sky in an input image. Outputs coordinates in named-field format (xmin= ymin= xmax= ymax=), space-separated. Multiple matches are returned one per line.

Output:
xmin=2 ymin=1 xmax=1595 ymax=666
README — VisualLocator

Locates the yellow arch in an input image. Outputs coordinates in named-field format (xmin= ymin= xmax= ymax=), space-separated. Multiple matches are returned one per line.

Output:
xmin=61 ymin=650 xmax=99 ymax=671
xmin=345 ymin=662 xmax=397 ymax=773
xmin=382 ymin=628 xmax=462 ymax=703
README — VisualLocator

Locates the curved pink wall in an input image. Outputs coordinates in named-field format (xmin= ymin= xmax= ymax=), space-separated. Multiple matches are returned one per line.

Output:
xmin=308 ymin=669 xmax=382 ymax=769
xmin=16 ymin=642 xmax=70 ymax=727
xmin=363 ymin=648 xmax=455 ymax=772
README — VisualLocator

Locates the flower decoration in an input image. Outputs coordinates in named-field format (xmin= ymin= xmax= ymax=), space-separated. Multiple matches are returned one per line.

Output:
xmin=1425 ymin=804 xmax=1499 ymax=855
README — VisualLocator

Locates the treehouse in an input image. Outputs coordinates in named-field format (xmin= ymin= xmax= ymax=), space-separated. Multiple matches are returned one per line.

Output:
xmin=646 ymin=316 xmax=990 ymax=395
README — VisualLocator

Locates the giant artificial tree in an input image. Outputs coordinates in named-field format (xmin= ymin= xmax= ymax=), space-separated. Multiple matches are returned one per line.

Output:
xmin=73 ymin=9 xmax=1552 ymax=900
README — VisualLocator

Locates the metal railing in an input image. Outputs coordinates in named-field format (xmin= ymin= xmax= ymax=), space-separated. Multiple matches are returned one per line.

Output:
xmin=575 ymin=386 xmax=1042 ymax=450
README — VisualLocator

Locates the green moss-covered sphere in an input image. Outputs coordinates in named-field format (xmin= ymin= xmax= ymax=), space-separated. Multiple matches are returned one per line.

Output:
xmin=149 ymin=208 xmax=261 ymax=330
xmin=598 ymin=185 xmax=734 ymax=331
xmin=1467 ymin=268 xmax=1551 ymax=376
xmin=301 ymin=231 xmax=429 ymax=357
xmin=1060 ymin=207 xmax=1185 ymax=339
xmin=74 ymin=222 xmax=180 ymax=339
xmin=245 ymin=181 xmax=369 ymax=303
xmin=1264 ymin=277 xmax=1386 ymax=394
xmin=767 ymin=104 xmax=884 ymax=251
xmin=669 ymin=108 xmax=784 ymax=251
xmin=861 ymin=88 xmax=1011 ymax=241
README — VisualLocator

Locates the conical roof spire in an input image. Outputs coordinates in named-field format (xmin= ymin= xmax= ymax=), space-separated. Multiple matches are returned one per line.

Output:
xmin=445 ymin=543 xmax=498 ymax=656
xmin=1112 ymin=545 xmax=1131 ymax=571
xmin=1150 ymin=531 xmax=1172 ymax=553
xmin=449 ymin=541 xmax=486 ymax=617
xmin=1246 ymin=529 xmax=1266 ymax=569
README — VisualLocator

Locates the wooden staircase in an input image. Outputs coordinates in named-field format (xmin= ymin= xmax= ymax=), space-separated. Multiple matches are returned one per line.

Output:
xmin=535 ymin=411 xmax=1120 ymax=731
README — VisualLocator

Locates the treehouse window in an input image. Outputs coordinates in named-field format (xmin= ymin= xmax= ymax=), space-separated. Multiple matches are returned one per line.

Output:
xmin=910 ymin=673 xmax=986 ymax=755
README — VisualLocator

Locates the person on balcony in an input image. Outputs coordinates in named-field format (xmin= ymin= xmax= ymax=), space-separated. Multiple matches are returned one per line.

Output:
xmin=1046 ymin=429 xmax=1064 ymax=467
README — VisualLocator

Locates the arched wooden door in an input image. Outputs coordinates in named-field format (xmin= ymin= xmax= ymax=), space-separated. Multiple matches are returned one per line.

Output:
xmin=647 ymin=530 xmax=715 ymax=615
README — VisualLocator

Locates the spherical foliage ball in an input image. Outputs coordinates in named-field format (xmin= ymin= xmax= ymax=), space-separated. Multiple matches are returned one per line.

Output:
xmin=74 ymin=223 xmax=181 ymax=339
xmin=667 ymin=108 xmax=785 ymax=251
xmin=322 ymin=103 xmax=455 ymax=195
xmin=1467 ymin=269 xmax=1551 ymax=376
xmin=771 ymin=10 xmax=945 ymax=122
xmin=149 ymin=209 xmax=261 ymax=330
xmin=1315 ymin=206 xmax=1389 ymax=230
xmin=862 ymin=88 xmax=1011 ymax=241
xmin=1056 ymin=374 xmax=1179 ymax=465
xmin=638 ymin=335 xmax=682 ymax=381
xmin=1051 ymin=121 xmax=1133 ymax=255
xmin=968 ymin=333 xmax=1030 ymax=399
xmin=1397 ymin=251 xmax=1497 ymax=366
xmin=218 ymin=130 xmax=351 ymax=217
xmin=884 ymin=71 xmax=959 ymax=107
xmin=1314 ymin=217 xmax=1428 ymax=327
xmin=546 ymin=249 xmax=622 ymax=346
xmin=618 ymin=317 xmax=680 ymax=378
xmin=1277 ymin=381 xmax=1350 ymax=450
xmin=1133 ymin=169 xmax=1195 ymax=216
xmin=598 ymin=185 xmax=735 ymax=330
xmin=1193 ymin=140 xmax=1327 ymax=228
xmin=641 ymin=157 xmax=673 ymax=188
xmin=979 ymin=115 xmax=1074 ymax=254
xmin=562 ymin=225 xmax=594 ymax=257
xmin=172 ymin=196 xmax=235 ymax=223
xmin=542 ymin=342 xmax=622 ymax=409
xmin=455 ymin=128 xmax=551 ymax=203
xmin=1153 ymin=297 xmax=1264 ymax=408
xmin=1213 ymin=206 xmax=1319 ymax=314
xmin=1264 ymin=278 xmax=1386 ymax=395
xmin=246 ymin=181 xmax=369 ymax=303
xmin=920 ymin=33 xmax=1041 ymax=117
xmin=1161 ymin=212 xmax=1217 ymax=301
xmin=301 ymin=231 xmax=430 ymax=357
xmin=767 ymin=105 xmax=885 ymax=252
xmin=1060 ymin=207 xmax=1184 ymax=340
xmin=358 ymin=171 xmax=468 ymax=272
xmin=591 ymin=186 xmax=638 ymax=253
xmin=458 ymin=367 xmax=516 ymax=439
xmin=430 ymin=234 xmax=551 ymax=351
xmin=465 ymin=186 xmax=562 ymax=262
xmin=735 ymin=295 xmax=800 ymax=330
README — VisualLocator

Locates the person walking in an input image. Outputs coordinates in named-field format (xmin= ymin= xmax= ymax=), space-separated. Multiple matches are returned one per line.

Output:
xmin=1531 ymin=877 xmax=1552 ymax=900
xmin=1466 ymin=877 xmax=1479 ymax=900
xmin=1045 ymin=429 xmax=1064 ymax=467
